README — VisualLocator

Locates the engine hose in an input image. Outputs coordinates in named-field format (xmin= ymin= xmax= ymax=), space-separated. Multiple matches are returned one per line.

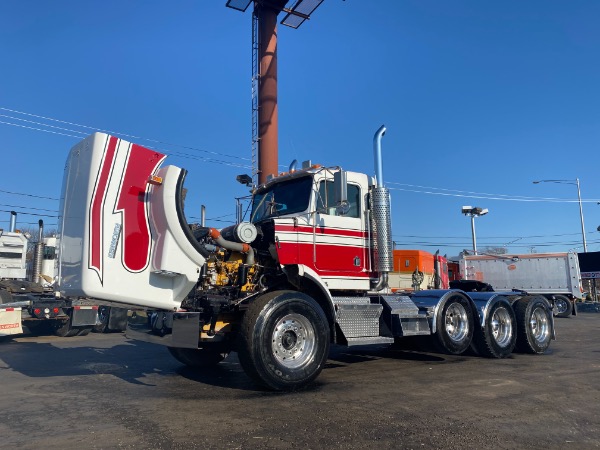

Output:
xmin=209 ymin=228 xmax=255 ymax=266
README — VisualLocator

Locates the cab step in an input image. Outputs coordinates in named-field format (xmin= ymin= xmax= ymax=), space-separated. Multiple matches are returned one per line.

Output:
xmin=333 ymin=297 xmax=384 ymax=343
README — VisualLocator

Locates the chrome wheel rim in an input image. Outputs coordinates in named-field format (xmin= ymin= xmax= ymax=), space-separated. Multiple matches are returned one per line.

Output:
xmin=444 ymin=302 xmax=469 ymax=343
xmin=554 ymin=299 xmax=568 ymax=314
xmin=271 ymin=313 xmax=316 ymax=369
xmin=530 ymin=306 xmax=550 ymax=345
xmin=491 ymin=306 xmax=513 ymax=348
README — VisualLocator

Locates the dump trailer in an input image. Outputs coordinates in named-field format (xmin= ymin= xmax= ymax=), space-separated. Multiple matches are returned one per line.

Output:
xmin=459 ymin=252 xmax=581 ymax=318
xmin=56 ymin=128 xmax=555 ymax=390
xmin=0 ymin=215 xmax=126 ymax=336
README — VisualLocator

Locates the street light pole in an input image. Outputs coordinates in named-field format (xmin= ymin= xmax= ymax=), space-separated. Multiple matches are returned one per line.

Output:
xmin=532 ymin=179 xmax=587 ymax=253
xmin=462 ymin=206 xmax=488 ymax=255
xmin=470 ymin=214 xmax=477 ymax=253
xmin=575 ymin=178 xmax=587 ymax=252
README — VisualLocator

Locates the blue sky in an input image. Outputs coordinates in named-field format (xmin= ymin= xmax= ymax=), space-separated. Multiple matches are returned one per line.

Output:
xmin=1 ymin=0 xmax=599 ymax=258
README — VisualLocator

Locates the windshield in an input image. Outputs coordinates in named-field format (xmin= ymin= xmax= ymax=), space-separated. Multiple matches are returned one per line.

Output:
xmin=251 ymin=176 xmax=313 ymax=223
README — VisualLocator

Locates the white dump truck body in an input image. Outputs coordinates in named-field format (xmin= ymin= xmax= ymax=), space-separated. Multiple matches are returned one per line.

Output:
xmin=459 ymin=252 xmax=582 ymax=298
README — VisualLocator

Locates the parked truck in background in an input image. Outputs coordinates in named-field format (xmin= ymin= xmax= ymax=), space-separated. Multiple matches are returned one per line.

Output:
xmin=457 ymin=252 xmax=581 ymax=318
xmin=0 ymin=213 xmax=126 ymax=336
xmin=388 ymin=249 xmax=449 ymax=292
xmin=55 ymin=128 xmax=556 ymax=390
xmin=447 ymin=260 xmax=461 ymax=282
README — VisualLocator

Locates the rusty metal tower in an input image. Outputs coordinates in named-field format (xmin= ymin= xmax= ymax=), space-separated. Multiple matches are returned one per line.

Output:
xmin=226 ymin=0 xmax=324 ymax=185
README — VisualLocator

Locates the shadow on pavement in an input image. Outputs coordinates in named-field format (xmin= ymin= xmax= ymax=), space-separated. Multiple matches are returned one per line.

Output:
xmin=0 ymin=334 xmax=453 ymax=393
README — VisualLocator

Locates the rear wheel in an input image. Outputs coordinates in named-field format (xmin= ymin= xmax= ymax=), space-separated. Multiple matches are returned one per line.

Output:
xmin=514 ymin=296 xmax=552 ymax=354
xmin=53 ymin=318 xmax=79 ymax=337
xmin=238 ymin=290 xmax=330 ymax=391
xmin=433 ymin=293 xmax=474 ymax=355
xmin=77 ymin=327 xmax=92 ymax=336
xmin=472 ymin=301 xmax=516 ymax=358
xmin=168 ymin=346 xmax=229 ymax=368
xmin=553 ymin=295 xmax=572 ymax=318
xmin=0 ymin=290 xmax=13 ymax=304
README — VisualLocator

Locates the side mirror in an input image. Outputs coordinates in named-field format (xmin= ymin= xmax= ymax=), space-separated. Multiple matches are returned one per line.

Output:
xmin=334 ymin=170 xmax=350 ymax=216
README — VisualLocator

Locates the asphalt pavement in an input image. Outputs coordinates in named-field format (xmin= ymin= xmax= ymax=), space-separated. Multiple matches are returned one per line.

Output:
xmin=1 ymin=314 xmax=599 ymax=449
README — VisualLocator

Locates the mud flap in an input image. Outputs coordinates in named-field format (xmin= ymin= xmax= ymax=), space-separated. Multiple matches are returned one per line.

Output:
xmin=71 ymin=306 xmax=100 ymax=327
xmin=0 ymin=307 xmax=24 ymax=336
xmin=108 ymin=307 xmax=128 ymax=331
xmin=126 ymin=310 xmax=201 ymax=348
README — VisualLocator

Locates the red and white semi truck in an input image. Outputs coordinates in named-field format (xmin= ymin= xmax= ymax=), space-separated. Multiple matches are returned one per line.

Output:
xmin=55 ymin=127 xmax=555 ymax=390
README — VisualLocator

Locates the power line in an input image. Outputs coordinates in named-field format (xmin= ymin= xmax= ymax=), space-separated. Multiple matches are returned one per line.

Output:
xmin=0 ymin=118 xmax=252 ymax=170
xmin=0 ymin=203 xmax=58 ymax=213
xmin=386 ymin=183 xmax=600 ymax=203
xmin=0 ymin=221 xmax=58 ymax=227
xmin=0 ymin=189 xmax=60 ymax=201
xmin=0 ymin=209 xmax=58 ymax=218
xmin=0 ymin=113 xmax=88 ymax=137
xmin=0 ymin=106 xmax=251 ymax=162
xmin=393 ymin=231 xmax=588 ymax=240
xmin=0 ymin=120 xmax=84 ymax=139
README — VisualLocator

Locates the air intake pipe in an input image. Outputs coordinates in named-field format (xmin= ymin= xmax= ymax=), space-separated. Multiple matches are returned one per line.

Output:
xmin=209 ymin=227 xmax=255 ymax=266
xmin=370 ymin=125 xmax=393 ymax=291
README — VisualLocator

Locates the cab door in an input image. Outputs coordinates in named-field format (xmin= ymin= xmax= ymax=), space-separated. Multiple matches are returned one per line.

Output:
xmin=312 ymin=179 xmax=368 ymax=275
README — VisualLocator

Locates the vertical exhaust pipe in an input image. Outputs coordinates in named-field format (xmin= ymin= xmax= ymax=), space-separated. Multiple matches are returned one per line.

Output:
xmin=371 ymin=125 xmax=393 ymax=291
xmin=434 ymin=250 xmax=441 ymax=289
xmin=32 ymin=220 xmax=44 ymax=284
xmin=374 ymin=125 xmax=386 ymax=188
xmin=200 ymin=205 xmax=206 ymax=227
xmin=9 ymin=211 xmax=17 ymax=232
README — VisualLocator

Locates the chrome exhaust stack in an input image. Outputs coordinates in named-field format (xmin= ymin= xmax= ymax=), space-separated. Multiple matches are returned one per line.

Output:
xmin=32 ymin=219 xmax=44 ymax=284
xmin=370 ymin=125 xmax=393 ymax=291
xmin=9 ymin=211 xmax=17 ymax=232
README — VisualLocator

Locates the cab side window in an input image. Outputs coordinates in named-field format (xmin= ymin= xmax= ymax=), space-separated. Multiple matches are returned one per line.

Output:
xmin=317 ymin=180 xmax=360 ymax=218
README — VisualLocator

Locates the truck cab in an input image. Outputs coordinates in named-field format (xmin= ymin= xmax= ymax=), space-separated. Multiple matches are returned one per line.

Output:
xmin=249 ymin=163 xmax=373 ymax=292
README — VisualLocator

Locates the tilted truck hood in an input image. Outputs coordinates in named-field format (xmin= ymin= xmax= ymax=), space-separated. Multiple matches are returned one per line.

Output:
xmin=58 ymin=133 xmax=205 ymax=311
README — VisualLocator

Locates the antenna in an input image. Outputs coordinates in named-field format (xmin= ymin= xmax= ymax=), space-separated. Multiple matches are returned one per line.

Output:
xmin=226 ymin=0 xmax=325 ymax=184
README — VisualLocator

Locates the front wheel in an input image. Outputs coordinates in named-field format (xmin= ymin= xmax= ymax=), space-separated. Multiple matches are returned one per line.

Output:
xmin=433 ymin=293 xmax=474 ymax=355
xmin=237 ymin=290 xmax=330 ymax=391
xmin=514 ymin=296 xmax=553 ymax=354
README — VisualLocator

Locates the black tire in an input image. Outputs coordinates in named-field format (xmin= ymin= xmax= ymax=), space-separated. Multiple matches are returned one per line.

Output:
xmin=553 ymin=295 xmax=573 ymax=318
xmin=53 ymin=319 xmax=79 ymax=337
xmin=77 ymin=327 xmax=92 ymax=336
xmin=433 ymin=293 xmax=474 ymax=355
xmin=514 ymin=296 xmax=553 ymax=354
xmin=0 ymin=290 xmax=13 ymax=304
xmin=93 ymin=306 xmax=110 ymax=333
xmin=237 ymin=290 xmax=330 ymax=391
xmin=472 ymin=300 xmax=516 ymax=358
xmin=168 ymin=346 xmax=229 ymax=368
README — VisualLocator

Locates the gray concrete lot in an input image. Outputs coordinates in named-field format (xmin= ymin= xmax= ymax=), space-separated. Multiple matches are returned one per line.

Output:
xmin=1 ymin=314 xmax=599 ymax=450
